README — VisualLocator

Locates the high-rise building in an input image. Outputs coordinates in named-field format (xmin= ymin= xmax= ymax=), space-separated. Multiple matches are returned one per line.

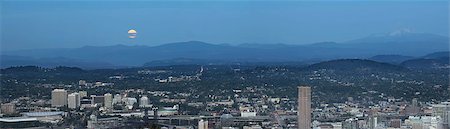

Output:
xmin=298 ymin=86 xmax=311 ymax=129
xmin=68 ymin=93 xmax=80 ymax=109
xmin=104 ymin=93 xmax=113 ymax=109
xmin=1 ymin=103 xmax=16 ymax=114
xmin=404 ymin=116 xmax=440 ymax=129
xmin=368 ymin=108 xmax=378 ymax=129
xmin=140 ymin=96 xmax=149 ymax=107
xmin=368 ymin=116 xmax=377 ymax=129
xmin=51 ymin=89 xmax=68 ymax=107
xmin=198 ymin=119 xmax=208 ymax=129
xmin=432 ymin=102 xmax=450 ymax=128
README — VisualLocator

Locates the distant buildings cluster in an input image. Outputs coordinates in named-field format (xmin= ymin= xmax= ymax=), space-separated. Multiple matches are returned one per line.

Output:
xmin=3 ymin=81 xmax=450 ymax=129
xmin=50 ymin=89 xmax=153 ymax=111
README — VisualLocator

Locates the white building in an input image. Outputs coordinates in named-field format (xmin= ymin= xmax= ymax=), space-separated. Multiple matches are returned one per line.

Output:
xmin=104 ymin=93 xmax=113 ymax=109
xmin=198 ymin=119 xmax=208 ymax=129
xmin=432 ymin=102 xmax=450 ymax=127
xmin=404 ymin=116 xmax=443 ymax=129
xmin=240 ymin=111 xmax=256 ymax=117
xmin=113 ymin=94 xmax=122 ymax=105
xmin=243 ymin=125 xmax=262 ymax=129
xmin=68 ymin=93 xmax=80 ymax=109
xmin=140 ymin=96 xmax=150 ymax=107
xmin=51 ymin=89 xmax=68 ymax=107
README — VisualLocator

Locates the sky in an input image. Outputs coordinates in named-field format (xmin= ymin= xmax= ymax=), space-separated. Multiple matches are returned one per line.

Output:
xmin=1 ymin=0 xmax=449 ymax=51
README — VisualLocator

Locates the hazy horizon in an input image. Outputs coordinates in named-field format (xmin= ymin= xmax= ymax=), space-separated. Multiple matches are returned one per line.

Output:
xmin=2 ymin=31 xmax=448 ymax=52
xmin=1 ymin=0 xmax=448 ymax=51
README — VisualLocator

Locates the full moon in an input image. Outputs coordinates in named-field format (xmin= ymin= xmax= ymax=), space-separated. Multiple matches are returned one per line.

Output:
xmin=128 ymin=29 xmax=137 ymax=39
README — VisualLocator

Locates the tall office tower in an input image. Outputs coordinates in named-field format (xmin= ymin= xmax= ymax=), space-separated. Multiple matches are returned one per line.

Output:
xmin=104 ymin=93 xmax=113 ymax=109
xmin=68 ymin=93 xmax=80 ymax=109
xmin=368 ymin=116 xmax=377 ymax=129
xmin=140 ymin=96 xmax=150 ymax=107
xmin=368 ymin=108 xmax=378 ymax=129
xmin=51 ymin=89 xmax=68 ymax=107
xmin=432 ymin=102 xmax=450 ymax=128
xmin=298 ymin=86 xmax=311 ymax=129
xmin=198 ymin=119 xmax=209 ymax=129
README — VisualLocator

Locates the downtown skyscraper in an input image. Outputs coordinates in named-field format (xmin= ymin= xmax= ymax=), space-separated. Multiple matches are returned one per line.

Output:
xmin=104 ymin=93 xmax=113 ymax=109
xmin=51 ymin=89 xmax=68 ymax=107
xmin=68 ymin=92 xmax=80 ymax=109
xmin=298 ymin=86 xmax=311 ymax=129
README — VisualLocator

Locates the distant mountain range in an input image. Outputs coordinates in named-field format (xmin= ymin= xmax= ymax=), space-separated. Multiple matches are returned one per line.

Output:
xmin=1 ymin=32 xmax=448 ymax=68
xmin=142 ymin=58 xmax=310 ymax=67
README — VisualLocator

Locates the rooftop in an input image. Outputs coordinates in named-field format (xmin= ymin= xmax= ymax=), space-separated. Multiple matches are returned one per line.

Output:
xmin=0 ymin=117 xmax=38 ymax=122
xmin=21 ymin=111 xmax=64 ymax=117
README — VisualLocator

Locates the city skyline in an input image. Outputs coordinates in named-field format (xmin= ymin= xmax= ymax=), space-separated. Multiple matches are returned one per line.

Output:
xmin=1 ymin=0 xmax=449 ymax=129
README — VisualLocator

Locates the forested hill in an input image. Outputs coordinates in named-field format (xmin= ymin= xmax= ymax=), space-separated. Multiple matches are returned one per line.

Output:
xmin=306 ymin=59 xmax=408 ymax=72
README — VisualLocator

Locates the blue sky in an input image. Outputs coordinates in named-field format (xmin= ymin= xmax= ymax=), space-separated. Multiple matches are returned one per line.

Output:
xmin=1 ymin=0 xmax=448 ymax=51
